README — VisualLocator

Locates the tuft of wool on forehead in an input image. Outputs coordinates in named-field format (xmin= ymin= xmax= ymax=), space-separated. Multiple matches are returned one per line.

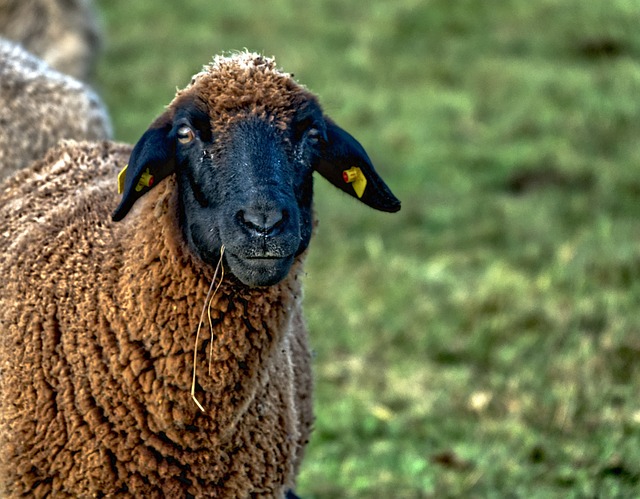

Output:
xmin=177 ymin=52 xmax=317 ymax=131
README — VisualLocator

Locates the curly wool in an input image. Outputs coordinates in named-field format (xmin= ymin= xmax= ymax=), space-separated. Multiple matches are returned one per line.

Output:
xmin=180 ymin=52 xmax=318 ymax=135
xmin=0 ymin=38 xmax=112 ymax=182
xmin=0 ymin=141 xmax=314 ymax=497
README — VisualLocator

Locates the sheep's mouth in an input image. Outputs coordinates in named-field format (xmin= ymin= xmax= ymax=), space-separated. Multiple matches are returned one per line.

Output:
xmin=244 ymin=255 xmax=290 ymax=261
xmin=225 ymin=251 xmax=295 ymax=287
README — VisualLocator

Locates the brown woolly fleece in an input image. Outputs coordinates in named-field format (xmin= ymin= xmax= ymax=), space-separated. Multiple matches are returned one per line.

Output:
xmin=174 ymin=52 xmax=319 ymax=139
xmin=0 ymin=140 xmax=314 ymax=496
xmin=0 ymin=38 xmax=112 ymax=182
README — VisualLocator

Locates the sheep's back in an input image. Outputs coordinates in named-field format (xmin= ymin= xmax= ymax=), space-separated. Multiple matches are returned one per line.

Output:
xmin=0 ymin=140 xmax=128 ymax=254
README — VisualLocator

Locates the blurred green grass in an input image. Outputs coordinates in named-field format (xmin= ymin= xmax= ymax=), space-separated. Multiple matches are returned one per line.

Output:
xmin=95 ymin=0 xmax=640 ymax=496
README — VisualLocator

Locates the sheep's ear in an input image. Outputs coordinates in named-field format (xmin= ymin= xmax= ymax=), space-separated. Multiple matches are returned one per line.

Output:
xmin=112 ymin=114 xmax=176 ymax=222
xmin=314 ymin=119 xmax=400 ymax=212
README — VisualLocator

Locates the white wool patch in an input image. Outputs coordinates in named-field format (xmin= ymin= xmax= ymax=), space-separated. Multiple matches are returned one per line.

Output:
xmin=0 ymin=39 xmax=85 ymax=90
xmin=49 ymin=153 xmax=72 ymax=174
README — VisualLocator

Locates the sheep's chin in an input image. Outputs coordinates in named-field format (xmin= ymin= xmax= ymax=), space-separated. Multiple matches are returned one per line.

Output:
xmin=225 ymin=252 xmax=294 ymax=287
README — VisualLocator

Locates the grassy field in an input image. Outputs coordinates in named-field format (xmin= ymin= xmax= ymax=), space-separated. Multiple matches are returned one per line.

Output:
xmin=95 ymin=1 xmax=640 ymax=496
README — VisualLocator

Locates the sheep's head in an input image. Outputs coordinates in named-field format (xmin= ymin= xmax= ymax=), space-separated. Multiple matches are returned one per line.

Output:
xmin=113 ymin=53 xmax=400 ymax=287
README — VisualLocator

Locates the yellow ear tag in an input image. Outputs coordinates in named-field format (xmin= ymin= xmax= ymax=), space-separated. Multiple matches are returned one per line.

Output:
xmin=117 ymin=165 xmax=155 ymax=194
xmin=342 ymin=166 xmax=367 ymax=198
xmin=135 ymin=169 xmax=154 ymax=192
xmin=117 ymin=164 xmax=128 ymax=194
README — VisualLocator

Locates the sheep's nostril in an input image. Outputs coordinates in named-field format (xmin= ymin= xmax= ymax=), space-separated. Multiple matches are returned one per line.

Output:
xmin=239 ymin=208 xmax=286 ymax=235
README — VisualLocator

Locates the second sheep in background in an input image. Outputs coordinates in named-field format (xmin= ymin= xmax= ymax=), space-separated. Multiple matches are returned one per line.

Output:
xmin=0 ymin=38 xmax=112 ymax=181
xmin=0 ymin=0 xmax=102 ymax=81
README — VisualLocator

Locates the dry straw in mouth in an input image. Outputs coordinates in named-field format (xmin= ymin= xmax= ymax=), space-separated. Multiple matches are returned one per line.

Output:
xmin=191 ymin=245 xmax=225 ymax=413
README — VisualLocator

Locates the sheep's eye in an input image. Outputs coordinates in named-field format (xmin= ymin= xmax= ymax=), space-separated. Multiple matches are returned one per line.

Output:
xmin=307 ymin=127 xmax=321 ymax=145
xmin=177 ymin=125 xmax=195 ymax=144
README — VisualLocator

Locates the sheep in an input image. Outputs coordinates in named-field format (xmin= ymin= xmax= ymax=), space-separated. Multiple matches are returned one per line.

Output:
xmin=0 ymin=0 xmax=102 ymax=81
xmin=0 ymin=52 xmax=400 ymax=497
xmin=0 ymin=37 xmax=112 ymax=182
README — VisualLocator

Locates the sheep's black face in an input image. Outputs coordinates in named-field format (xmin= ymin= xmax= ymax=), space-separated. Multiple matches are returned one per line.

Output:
xmin=175 ymin=112 xmax=317 ymax=287
xmin=112 ymin=78 xmax=400 ymax=287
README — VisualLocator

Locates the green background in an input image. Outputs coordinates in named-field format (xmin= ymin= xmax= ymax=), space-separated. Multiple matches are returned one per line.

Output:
xmin=94 ymin=1 xmax=640 ymax=496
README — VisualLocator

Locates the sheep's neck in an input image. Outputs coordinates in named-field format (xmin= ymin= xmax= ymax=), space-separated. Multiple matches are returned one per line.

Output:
xmin=107 ymin=180 xmax=303 ymax=442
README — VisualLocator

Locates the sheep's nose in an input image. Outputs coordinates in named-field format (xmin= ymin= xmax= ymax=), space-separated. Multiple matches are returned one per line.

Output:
xmin=239 ymin=208 xmax=287 ymax=235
